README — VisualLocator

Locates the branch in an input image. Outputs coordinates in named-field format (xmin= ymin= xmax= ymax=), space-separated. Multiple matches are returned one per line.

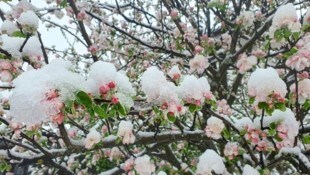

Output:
xmin=67 ymin=0 xmax=98 ymax=62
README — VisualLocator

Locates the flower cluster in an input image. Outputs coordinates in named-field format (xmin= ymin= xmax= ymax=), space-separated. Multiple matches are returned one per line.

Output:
xmin=204 ymin=117 xmax=225 ymax=139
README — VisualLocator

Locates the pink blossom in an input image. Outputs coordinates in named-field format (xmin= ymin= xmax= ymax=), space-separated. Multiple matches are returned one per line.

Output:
xmin=0 ymin=70 xmax=13 ymax=82
xmin=123 ymin=158 xmax=135 ymax=171
xmin=77 ymin=10 xmax=87 ymax=21
xmin=216 ymin=99 xmax=233 ymax=115
xmin=256 ymin=140 xmax=268 ymax=151
xmin=0 ymin=60 xmax=12 ymax=70
xmin=108 ymin=81 xmax=116 ymax=89
xmin=204 ymin=117 xmax=225 ymax=139
xmin=51 ymin=113 xmax=64 ymax=124
xmin=189 ymin=54 xmax=209 ymax=74
xmin=236 ymin=54 xmax=257 ymax=74
xmin=111 ymin=96 xmax=119 ymax=104
xmin=84 ymin=129 xmax=101 ymax=149
xmin=134 ymin=155 xmax=155 ymax=175
xmin=285 ymin=50 xmax=310 ymax=71
xmin=170 ymin=9 xmax=179 ymax=19
xmin=117 ymin=121 xmax=135 ymax=144
xmin=88 ymin=44 xmax=98 ymax=54
xmin=224 ymin=142 xmax=239 ymax=160
xmin=194 ymin=45 xmax=203 ymax=54
xmin=99 ymin=85 xmax=110 ymax=95
xmin=168 ymin=65 xmax=181 ymax=81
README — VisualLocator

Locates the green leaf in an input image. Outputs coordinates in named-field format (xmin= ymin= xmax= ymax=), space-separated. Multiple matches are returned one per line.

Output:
xmin=266 ymin=107 xmax=274 ymax=116
xmin=94 ymin=105 xmax=108 ymax=119
xmin=274 ymin=29 xmax=283 ymax=42
xmin=60 ymin=0 xmax=68 ymax=8
xmin=303 ymin=99 xmax=310 ymax=110
xmin=269 ymin=122 xmax=276 ymax=130
xmin=189 ymin=104 xmax=197 ymax=113
xmin=303 ymin=135 xmax=310 ymax=144
xmin=249 ymin=97 xmax=255 ymax=104
xmin=283 ymin=28 xmax=291 ymax=39
xmin=12 ymin=31 xmax=27 ymax=38
xmin=116 ymin=103 xmax=126 ymax=116
xmin=275 ymin=133 xmax=283 ymax=142
xmin=167 ymin=112 xmax=176 ymax=122
xmin=258 ymin=102 xmax=268 ymax=109
xmin=274 ymin=103 xmax=286 ymax=111
xmin=76 ymin=91 xmax=93 ymax=109
xmin=223 ymin=128 xmax=230 ymax=140
xmin=268 ymin=128 xmax=276 ymax=136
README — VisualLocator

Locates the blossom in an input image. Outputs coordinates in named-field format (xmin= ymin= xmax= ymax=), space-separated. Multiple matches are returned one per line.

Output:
xmin=204 ymin=117 xmax=225 ymax=139
xmin=196 ymin=149 xmax=227 ymax=175
xmin=0 ymin=70 xmax=13 ymax=82
xmin=189 ymin=54 xmax=209 ymax=74
xmin=236 ymin=11 xmax=255 ymax=29
xmin=297 ymin=79 xmax=310 ymax=104
xmin=168 ymin=65 xmax=181 ymax=81
xmin=221 ymin=33 xmax=232 ymax=50
xmin=236 ymin=55 xmax=257 ymax=74
xmin=117 ymin=121 xmax=135 ymax=144
xmin=84 ymin=129 xmax=101 ymax=149
xmin=285 ymin=49 xmax=310 ymax=71
xmin=134 ymin=155 xmax=155 ymax=175
xmin=224 ymin=142 xmax=239 ymax=160
xmin=247 ymin=67 xmax=287 ymax=102
xmin=216 ymin=99 xmax=233 ymax=115
xmin=304 ymin=8 xmax=310 ymax=25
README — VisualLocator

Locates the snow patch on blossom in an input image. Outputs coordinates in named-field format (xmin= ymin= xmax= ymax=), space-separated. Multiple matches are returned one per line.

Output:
xmin=178 ymin=75 xmax=212 ymax=105
xmin=196 ymin=149 xmax=228 ymax=175
xmin=117 ymin=121 xmax=135 ymax=144
xmin=269 ymin=3 xmax=301 ymax=48
xmin=17 ymin=10 xmax=39 ymax=34
xmin=141 ymin=66 xmax=167 ymax=102
xmin=10 ymin=60 xmax=85 ymax=125
xmin=134 ymin=155 xmax=155 ymax=175
xmin=0 ymin=20 xmax=18 ymax=35
xmin=242 ymin=164 xmax=259 ymax=175
xmin=87 ymin=61 xmax=135 ymax=107
xmin=1 ymin=34 xmax=43 ymax=60
xmin=204 ymin=117 xmax=225 ymax=139
xmin=247 ymin=67 xmax=287 ymax=102
xmin=263 ymin=108 xmax=299 ymax=147
xmin=84 ymin=129 xmax=101 ymax=149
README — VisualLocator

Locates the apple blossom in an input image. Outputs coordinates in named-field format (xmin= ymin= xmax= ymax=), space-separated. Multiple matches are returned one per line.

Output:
xmin=134 ymin=155 xmax=155 ymax=175
xmin=117 ymin=120 xmax=135 ymax=144
xmin=84 ymin=129 xmax=101 ymax=149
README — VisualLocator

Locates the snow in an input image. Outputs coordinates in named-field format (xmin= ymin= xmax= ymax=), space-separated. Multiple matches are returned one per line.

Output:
xmin=17 ymin=10 xmax=39 ymax=34
xmin=196 ymin=149 xmax=228 ymax=175
xmin=276 ymin=147 xmax=310 ymax=169
xmin=242 ymin=164 xmax=259 ymax=175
